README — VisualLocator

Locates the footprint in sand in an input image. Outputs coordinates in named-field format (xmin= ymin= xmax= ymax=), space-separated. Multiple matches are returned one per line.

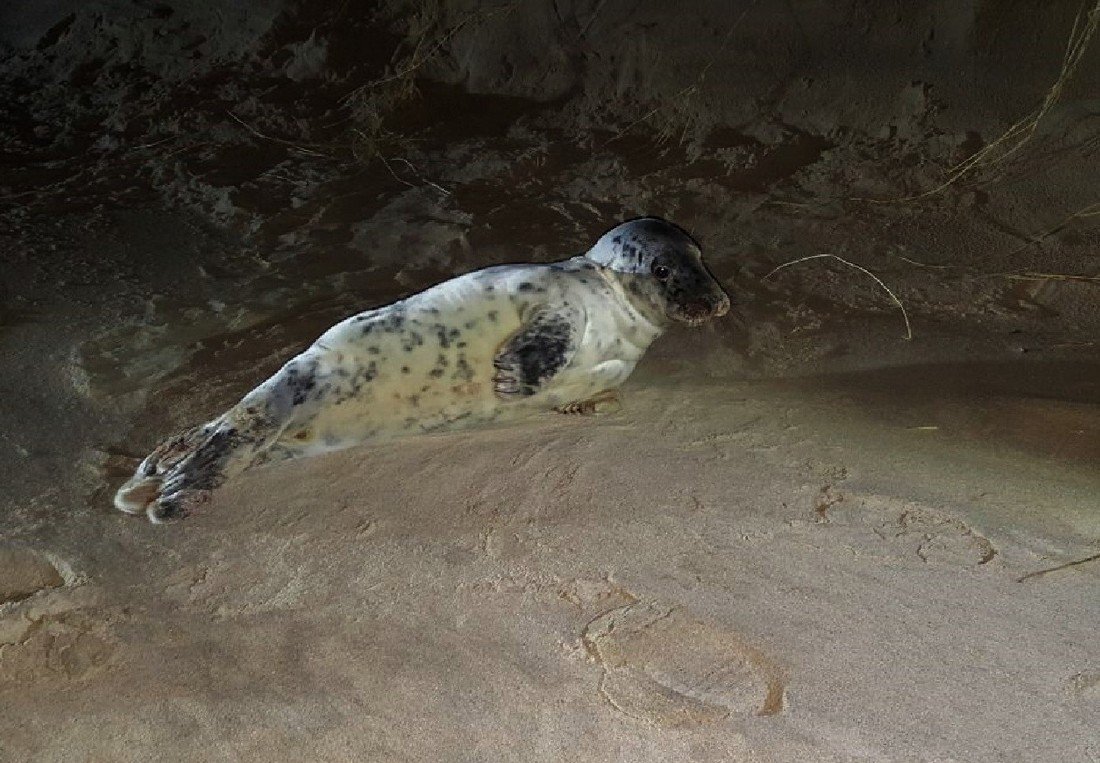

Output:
xmin=814 ymin=492 xmax=997 ymax=567
xmin=0 ymin=546 xmax=65 ymax=604
xmin=0 ymin=547 xmax=115 ymax=684
xmin=581 ymin=602 xmax=785 ymax=727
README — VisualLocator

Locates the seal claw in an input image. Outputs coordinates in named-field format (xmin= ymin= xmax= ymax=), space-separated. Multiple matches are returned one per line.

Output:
xmin=555 ymin=389 xmax=622 ymax=415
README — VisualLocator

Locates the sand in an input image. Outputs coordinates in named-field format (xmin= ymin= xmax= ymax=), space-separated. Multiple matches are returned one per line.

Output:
xmin=2 ymin=1 xmax=1099 ymax=760
xmin=2 ymin=346 xmax=1098 ymax=761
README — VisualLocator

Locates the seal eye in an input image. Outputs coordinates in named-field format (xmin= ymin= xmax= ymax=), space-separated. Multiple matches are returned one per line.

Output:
xmin=652 ymin=263 xmax=671 ymax=281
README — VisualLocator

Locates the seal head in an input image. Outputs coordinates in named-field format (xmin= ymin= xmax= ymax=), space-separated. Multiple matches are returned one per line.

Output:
xmin=584 ymin=217 xmax=731 ymax=326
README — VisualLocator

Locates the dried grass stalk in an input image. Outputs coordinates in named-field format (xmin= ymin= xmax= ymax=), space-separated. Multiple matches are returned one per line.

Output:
xmin=875 ymin=0 xmax=1100 ymax=204
xmin=763 ymin=254 xmax=913 ymax=340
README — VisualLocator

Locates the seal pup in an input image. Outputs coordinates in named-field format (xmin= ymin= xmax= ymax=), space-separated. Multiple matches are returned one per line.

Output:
xmin=115 ymin=216 xmax=731 ymax=522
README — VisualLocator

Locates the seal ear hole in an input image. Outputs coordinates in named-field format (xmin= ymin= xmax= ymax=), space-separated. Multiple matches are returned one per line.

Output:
xmin=652 ymin=263 xmax=671 ymax=281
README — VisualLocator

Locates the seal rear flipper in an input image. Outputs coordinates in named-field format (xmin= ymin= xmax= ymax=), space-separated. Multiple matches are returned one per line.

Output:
xmin=112 ymin=420 xmax=220 ymax=514
xmin=492 ymin=307 xmax=582 ymax=399
xmin=113 ymin=476 xmax=162 ymax=514
xmin=115 ymin=352 xmax=323 ymax=523
xmin=137 ymin=421 xmax=220 ymax=479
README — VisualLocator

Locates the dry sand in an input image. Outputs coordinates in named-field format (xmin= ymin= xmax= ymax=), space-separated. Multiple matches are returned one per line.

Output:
xmin=1 ymin=320 xmax=1097 ymax=761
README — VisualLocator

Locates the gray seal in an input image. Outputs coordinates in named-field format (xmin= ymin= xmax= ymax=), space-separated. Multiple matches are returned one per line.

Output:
xmin=114 ymin=216 xmax=731 ymax=522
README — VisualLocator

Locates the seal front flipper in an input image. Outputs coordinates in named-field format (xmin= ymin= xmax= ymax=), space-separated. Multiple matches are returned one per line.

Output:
xmin=555 ymin=388 xmax=622 ymax=415
xmin=492 ymin=306 xmax=582 ymax=399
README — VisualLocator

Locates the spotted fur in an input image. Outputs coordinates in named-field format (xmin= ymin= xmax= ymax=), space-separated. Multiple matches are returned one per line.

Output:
xmin=114 ymin=217 xmax=730 ymax=523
